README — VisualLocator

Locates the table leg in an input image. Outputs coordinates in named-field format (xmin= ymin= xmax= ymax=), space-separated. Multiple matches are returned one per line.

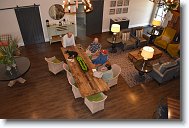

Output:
xmin=17 ymin=77 xmax=26 ymax=83
xmin=8 ymin=77 xmax=26 ymax=87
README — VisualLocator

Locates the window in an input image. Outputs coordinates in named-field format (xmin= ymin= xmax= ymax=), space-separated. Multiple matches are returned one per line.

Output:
xmin=154 ymin=5 xmax=167 ymax=21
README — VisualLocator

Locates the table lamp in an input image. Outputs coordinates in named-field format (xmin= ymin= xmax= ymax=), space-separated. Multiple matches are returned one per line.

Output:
xmin=111 ymin=24 xmax=120 ymax=43
xmin=151 ymin=19 xmax=161 ymax=34
xmin=141 ymin=46 xmax=154 ymax=71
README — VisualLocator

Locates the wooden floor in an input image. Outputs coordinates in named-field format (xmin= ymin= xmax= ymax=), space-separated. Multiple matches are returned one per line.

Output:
xmin=0 ymin=32 xmax=180 ymax=119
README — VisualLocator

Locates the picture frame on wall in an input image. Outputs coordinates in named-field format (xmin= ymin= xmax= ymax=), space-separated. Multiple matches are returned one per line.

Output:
xmin=109 ymin=9 xmax=115 ymax=15
xmin=110 ymin=0 xmax=116 ymax=7
xmin=123 ymin=0 xmax=129 ymax=6
xmin=116 ymin=8 xmax=122 ymax=14
xmin=117 ymin=0 xmax=123 ymax=6
xmin=122 ymin=7 xmax=128 ymax=13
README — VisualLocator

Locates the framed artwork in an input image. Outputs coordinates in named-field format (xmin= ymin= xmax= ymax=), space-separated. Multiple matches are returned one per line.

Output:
xmin=123 ymin=0 xmax=129 ymax=6
xmin=117 ymin=0 xmax=123 ymax=6
xmin=109 ymin=9 xmax=115 ymax=15
xmin=110 ymin=0 xmax=116 ymax=7
xmin=116 ymin=8 xmax=122 ymax=14
xmin=122 ymin=7 xmax=128 ymax=13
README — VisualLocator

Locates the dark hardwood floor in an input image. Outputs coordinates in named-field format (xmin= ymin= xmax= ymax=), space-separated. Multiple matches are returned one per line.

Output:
xmin=0 ymin=32 xmax=180 ymax=119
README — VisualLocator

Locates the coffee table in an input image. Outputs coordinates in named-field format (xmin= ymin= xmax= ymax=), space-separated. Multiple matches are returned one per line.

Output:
xmin=128 ymin=46 xmax=163 ymax=62
xmin=0 ymin=56 xmax=30 ymax=87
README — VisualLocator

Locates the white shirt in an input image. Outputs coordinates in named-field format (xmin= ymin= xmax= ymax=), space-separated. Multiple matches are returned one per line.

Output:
xmin=62 ymin=34 xmax=76 ymax=48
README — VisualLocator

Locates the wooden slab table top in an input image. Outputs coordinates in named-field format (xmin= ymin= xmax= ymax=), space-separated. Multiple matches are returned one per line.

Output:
xmin=61 ymin=45 xmax=110 ymax=97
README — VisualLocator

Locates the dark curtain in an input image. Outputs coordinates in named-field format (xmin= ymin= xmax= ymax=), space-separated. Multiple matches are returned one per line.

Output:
xmin=15 ymin=6 xmax=45 ymax=45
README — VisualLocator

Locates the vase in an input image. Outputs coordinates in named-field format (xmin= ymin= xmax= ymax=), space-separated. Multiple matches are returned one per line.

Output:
xmin=5 ymin=65 xmax=13 ymax=75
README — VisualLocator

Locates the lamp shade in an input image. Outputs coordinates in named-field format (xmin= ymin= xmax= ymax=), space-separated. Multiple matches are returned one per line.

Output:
xmin=111 ymin=24 xmax=120 ymax=33
xmin=141 ymin=46 xmax=154 ymax=60
xmin=152 ymin=19 xmax=161 ymax=26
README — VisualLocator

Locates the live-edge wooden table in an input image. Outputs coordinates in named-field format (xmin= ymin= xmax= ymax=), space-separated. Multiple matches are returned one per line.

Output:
xmin=61 ymin=45 xmax=109 ymax=97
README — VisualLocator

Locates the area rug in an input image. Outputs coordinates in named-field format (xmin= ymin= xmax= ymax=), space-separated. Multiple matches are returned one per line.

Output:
xmin=108 ymin=48 xmax=173 ymax=87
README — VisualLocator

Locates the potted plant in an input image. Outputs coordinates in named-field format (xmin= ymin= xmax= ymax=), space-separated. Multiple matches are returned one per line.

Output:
xmin=0 ymin=37 xmax=19 ymax=71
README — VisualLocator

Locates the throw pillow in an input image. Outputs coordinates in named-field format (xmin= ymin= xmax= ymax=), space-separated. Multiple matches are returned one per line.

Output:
xmin=159 ymin=61 xmax=177 ymax=74
xmin=126 ymin=32 xmax=130 ymax=41
xmin=52 ymin=58 xmax=61 ymax=63
xmin=136 ymin=29 xmax=143 ymax=38
xmin=122 ymin=32 xmax=130 ymax=41
xmin=87 ymin=93 xmax=103 ymax=101
xmin=161 ymin=35 xmax=171 ymax=43
xmin=122 ymin=33 xmax=126 ymax=41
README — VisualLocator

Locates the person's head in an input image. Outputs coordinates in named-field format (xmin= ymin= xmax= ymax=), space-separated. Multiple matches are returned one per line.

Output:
xmin=93 ymin=38 xmax=99 ymax=43
xmin=105 ymin=64 xmax=112 ymax=70
xmin=67 ymin=32 xmax=73 ymax=38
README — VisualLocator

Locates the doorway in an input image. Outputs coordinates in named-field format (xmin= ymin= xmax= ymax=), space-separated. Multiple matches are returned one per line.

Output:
xmin=15 ymin=5 xmax=45 ymax=45
xmin=86 ymin=0 xmax=104 ymax=35
xmin=76 ymin=4 xmax=86 ymax=37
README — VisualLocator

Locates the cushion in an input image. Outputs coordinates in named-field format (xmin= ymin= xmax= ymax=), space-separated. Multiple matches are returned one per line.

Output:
xmin=161 ymin=35 xmax=171 ymax=43
xmin=87 ymin=93 xmax=103 ymax=101
xmin=122 ymin=32 xmax=130 ymax=41
xmin=0 ymin=34 xmax=12 ymax=42
xmin=175 ymin=58 xmax=180 ymax=65
xmin=52 ymin=58 xmax=61 ymax=63
xmin=136 ymin=29 xmax=143 ymax=38
xmin=158 ymin=61 xmax=177 ymax=74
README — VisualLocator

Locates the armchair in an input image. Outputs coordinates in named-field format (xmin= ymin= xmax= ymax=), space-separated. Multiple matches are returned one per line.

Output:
xmin=119 ymin=28 xmax=138 ymax=50
xmin=84 ymin=92 xmax=107 ymax=114
xmin=45 ymin=56 xmax=64 ymax=75
xmin=149 ymin=58 xmax=180 ymax=84
xmin=167 ymin=43 xmax=180 ymax=58
xmin=132 ymin=26 xmax=148 ymax=47
xmin=154 ymin=27 xmax=176 ymax=50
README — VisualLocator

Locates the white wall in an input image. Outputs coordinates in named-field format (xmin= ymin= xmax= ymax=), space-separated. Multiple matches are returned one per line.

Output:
xmin=102 ymin=0 xmax=154 ymax=32
xmin=0 ymin=0 xmax=76 ymax=46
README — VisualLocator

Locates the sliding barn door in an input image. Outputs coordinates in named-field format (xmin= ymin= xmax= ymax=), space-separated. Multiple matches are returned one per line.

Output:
xmin=15 ymin=5 xmax=45 ymax=45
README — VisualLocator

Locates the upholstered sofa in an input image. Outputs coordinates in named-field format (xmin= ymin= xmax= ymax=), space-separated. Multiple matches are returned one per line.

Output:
xmin=149 ymin=58 xmax=180 ymax=84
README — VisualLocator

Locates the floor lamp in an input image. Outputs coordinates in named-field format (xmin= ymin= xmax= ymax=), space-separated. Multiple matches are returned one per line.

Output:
xmin=111 ymin=24 xmax=120 ymax=43
xmin=141 ymin=46 xmax=154 ymax=71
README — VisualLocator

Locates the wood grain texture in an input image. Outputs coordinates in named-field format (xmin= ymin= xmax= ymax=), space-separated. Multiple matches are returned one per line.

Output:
xmin=61 ymin=46 xmax=109 ymax=97
xmin=0 ymin=32 xmax=180 ymax=119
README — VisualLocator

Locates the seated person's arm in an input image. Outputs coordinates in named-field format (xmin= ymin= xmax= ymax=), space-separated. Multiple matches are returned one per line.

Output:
xmin=72 ymin=35 xmax=76 ymax=46
xmin=63 ymin=36 xmax=66 ymax=48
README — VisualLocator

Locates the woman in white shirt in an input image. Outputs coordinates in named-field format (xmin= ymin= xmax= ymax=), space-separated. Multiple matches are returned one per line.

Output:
xmin=100 ymin=64 xmax=113 ymax=82
xmin=62 ymin=32 xmax=76 ymax=48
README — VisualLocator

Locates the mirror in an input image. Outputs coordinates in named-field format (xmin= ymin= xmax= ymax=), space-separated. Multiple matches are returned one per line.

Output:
xmin=49 ymin=4 xmax=65 ymax=20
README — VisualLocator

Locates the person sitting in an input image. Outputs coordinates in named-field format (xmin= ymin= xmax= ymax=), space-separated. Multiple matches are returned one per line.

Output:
xmin=92 ymin=49 xmax=108 ymax=67
xmin=86 ymin=37 xmax=101 ymax=56
xmin=62 ymin=32 xmax=76 ymax=48
xmin=100 ymin=64 xmax=113 ymax=82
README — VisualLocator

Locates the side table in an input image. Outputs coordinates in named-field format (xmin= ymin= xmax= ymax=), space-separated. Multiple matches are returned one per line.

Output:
xmin=147 ymin=30 xmax=160 ymax=44
xmin=107 ymin=37 xmax=122 ymax=53
xmin=0 ymin=56 xmax=30 ymax=87
xmin=134 ymin=60 xmax=152 ymax=77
